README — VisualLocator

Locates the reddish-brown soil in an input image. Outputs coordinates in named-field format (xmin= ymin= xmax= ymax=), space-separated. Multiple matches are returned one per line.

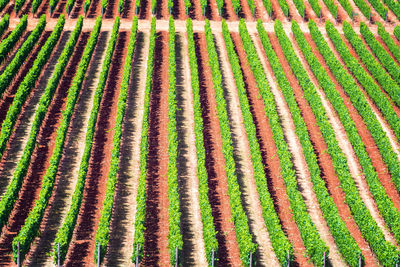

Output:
xmin=304 ymin=31 xmax=400 ymax=228
xmin=36 ymin=0 xmax=51 ymax=17
xmin=156 ymin=0 xmax=169 ymax=19
xmin=87 ymin=0 xmax=102 ymax=18
xmin=0 ymin=31 xmax=30 ymax=80
xmin=70 ymin=0 xmax=85 ymax=19
xmin=19 ymin=0 xmax=34 ymax=18
xmin=253 ymin=0 xmax=269 ymax=20
xmin=0 ymin=31 xmax=50 ymax=133
xmin=193 ymin=32 xmax=242 ymax=265
xmin=104 ymin=0 xmax=119 ymax=19
xmin=189 ymin=0 xmax=204 ymax=20
xmin=0 ymin=31 xmax=86 ymax=266
xmin=238 ymin=0 xmax=254 ymax=20
xmin=64 ymin=32 xmax=128 ymax=266
xmin=139 ymin=0 xmax=152 ymax=20
xmin=221 ymin=0 xmax=237 ymax=20
xmin=229 ymin=31 xmax=311 ymax=266
xmin=269 ymin=0 xmax=286 ymax=20
xmin=206 ymin=0 xmax=221 ymax=20
xmin=51 ymin=0 xmax=67 ymax=18
xmin=141 ymin=31 xmax=170 ymax=266
xmin=121 ymin=0 xmax=135 ymax=18
xmin=172 ymin=0 xmax=187 ymax=20
xmin=341 ymin=36 xmax=400 ymax=123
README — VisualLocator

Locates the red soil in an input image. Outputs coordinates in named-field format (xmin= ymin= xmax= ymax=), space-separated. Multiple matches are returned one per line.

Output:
xmin=121 ymin=0 xmax=135 ymax=18
xmin=139 ymin=0 xmax=152 ymax=20
xmin=206 ymin=0 xmax=221 ymax=21
xmin=193 ymin=32 xmax=242 ymax=265
xmin=0 ymin=31 xmax=85 ymax=266
xmin=341 ymin=35 xmax=400 ymax=123
xmin=189 ymin=0 xmax=204 ymax=20
xmin=51 ymin=0 xmax=68 ymax=18
xmin=36 ymin=0 xmax=51 ymax=18
xmin=238 ymin=0 xmax=254 ymax=20
xmin=172 ymin=0 xmax=187 ymax=20
xmin=230 ymin=31 xmax=311 ymax=266
xmin=299 ymin=33 xmax=380 ymax=266
xmin=64 ymin=31 xmax=128 ymax=266
xmin=156 ymin=0 xmax=169 ymax=19
xmin=87 ymin=0 xmax=102 ymax=19
xmin=222 ymin=0 xmax=238 ymax=21
xmin=269 ymin=0 xmax=286 ymax=20
xmin=140 ymin=31 xmax=170 ymax=266
xmin=19 ymin=0 xmax=34 ymax=18
xmin=302 ymin=31 xmax=400 ymax=233
xmin=104 ymin=0 xmax=119 ymax=19
xmin=0 ymin=31 xmax=50 ymax=134
xmin=253 ymin=0 xmax=269 ymax=21
xmin=70 ymin=0 xmax=85 ymax=19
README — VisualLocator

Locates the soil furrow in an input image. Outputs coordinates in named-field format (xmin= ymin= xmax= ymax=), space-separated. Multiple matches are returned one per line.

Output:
xmin=24 ymin=31 xmax=106 ymax=266
xmin=194 ymin=32 xmax=241 ymax=265
xmin=64 ymin=31 xmax=127 ymax=266
xmin=141 ymin=31 xmax=170 ymax=266
xmin=206 ymin=0 xmax=221 ymax=20
xmin=222 ymin=0 xmax=238 ymax=21
xmin=70 ymin=0 xmax=84 ymax=19
xmin=104 ymin=31 xmax=149 ymax=266
xmin=175 ymin=32 xmax=207 ymax=266
xmin=87 ymin=0 xmax=102 ymax=18
xmin=0 ymin=31 xmax=70 ymax=199
xmin=215 ymin=32 xmax=279 ymax=266
xmin=0 ymin=31 xmax=49 ymax=130
xmin=230 ymin=31 xmax=311 ymax=266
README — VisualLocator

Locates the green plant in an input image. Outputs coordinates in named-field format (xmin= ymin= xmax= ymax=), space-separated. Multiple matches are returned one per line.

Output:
xmin=0 ymin=15 xmax=27 ymax=66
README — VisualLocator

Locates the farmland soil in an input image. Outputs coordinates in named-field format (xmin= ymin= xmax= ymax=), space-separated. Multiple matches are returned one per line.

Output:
xmin=194 ymin=32 xmax=242 ymax=265
xmin=141 ymin=31 xmax=170 ymax=266
xmin=64 ymin=31 xmax=128 ymax=266
xmin=87 ymin=0 xmax=102 ymax=18
xmin=221 ymin=0 xmax=238 ymax=21
xmin=175 ymin=33 xmax=207 ymax=266
xmin=206 ymin=0 xmax=221 ymax=21
xmin=214 ymin=32 xmax=279 ymax=266
xmin=104 ymin=31 xmax=149 ymax=266
xmin=69 ymin=0 xmax=84 ymax=18
xmin=156 ymin=0 xmax=169 ymax=19
xmin=252 ymin=31 xmax=345 ymax=266
xmin=24 ymin=31 xmax=106 ymax=266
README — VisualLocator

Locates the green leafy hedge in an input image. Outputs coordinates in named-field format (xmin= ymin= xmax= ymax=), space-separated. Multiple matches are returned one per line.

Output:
xmin=94 ymin=16 xmax=138 ymax=265
xmin=0 ymin=14 xmax=9 ymax=39
xmin=377 ymin=23 xmax=400 ymax=68
xmin=0 ymin=15 xmax=27 ymax=67
xmin=132 ymin=16 xmax=157 ymax=263
xmin=204 ymin=20 xmax=256 ymax=266
xmin=221 ymin=19 xmax=292 ymax=266
xmin=310 ymin=20 xmax=400 ymax=266
xmin=186 ymin=18 xmax=218 ymax=266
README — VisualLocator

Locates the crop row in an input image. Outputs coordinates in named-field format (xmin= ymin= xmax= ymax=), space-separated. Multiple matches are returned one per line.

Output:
xmin=0 ymin=14 xmax=9 ymax=41
xmin=377 ymin=23 xmax=400 ymax=67
xmin=0 ymin=13 xmax=63 ymax=247
xmin=0 ymin=15 xmax=27 ymax=72
xmin=166 ymin=16 xmax=183 ymax=266
xmin=352 ymin=0 xmax=371 ymax=19
xmin=132 ymin=16 xmax=156 ymax=262
xmin=0 ymin=15 xmax=45 ymax=105
xmin=254 ymin=20 xmax=328 ymax=265
xmin=309 ymin=20 xmax=400 ymax=265
xmin=204 ymin=19 xmax=256 ymax=266
xmin=326 ymin=21 xmax=400 ymax=192
xmin=337 ymin=0 xmax=353 ymax=17
xmin=265 ymin=19 xmax=360 ymax=265
xmin=186 ymin=18 xmax=218 ymax=266
xmin=11 ymin=16 xmax=88 ymax=264
xmin=221 ymin=19 xmax=292 ymax=266
xmin=94 ymin=16 xmax=138 ymax=264
xmin=383 ymin=0 xmax=400 ymax=20
xmin=366 ymin=0 xmax=387 ymax=19
xmin=292 ymin=19 xmax=400 ymax=267
xmin=359 ymin=23 xmax=400 ymax=100
xmin=346 ymin=22 xmax=400 ymax=114
xmin=50 ymin=16 xmax=103 ymax=265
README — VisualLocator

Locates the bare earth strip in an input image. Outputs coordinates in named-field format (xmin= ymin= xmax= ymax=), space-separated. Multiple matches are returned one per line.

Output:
xmin=214 ymin=32 xmax=279 ymax=266
xmin=174 ymin=32 xmax=208 ymax=266
xmin=252 ymin=32 xmax=344 ymax=266
xmin=104 ymin=30 xmax=149 ymax=266
xmin=24 ymin=31 xmax=110 ymax=266
xmin=0 ymin=31 xmax=70 ymax=197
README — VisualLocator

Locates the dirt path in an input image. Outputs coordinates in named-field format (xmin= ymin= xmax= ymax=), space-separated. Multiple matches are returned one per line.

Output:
xmin=104 ymin=0 xmax=119 ymax=18
xmin=0 ymin=31 xmax=49 ymax=131
xmin=252 ymin=32 xmax=345 ymax=266
xmin=87 ymin=0 xmax=102 ymax=18
xmin=174 ymin=32 xmax=208 ymax=266
xmin=104 ymin=30 xmax=149 ymax=266
xmin=23 ymin=31 xmax=105 ymax=266
xmin=206 ymin=0 xmax=221 ymax=20
xmin=69 ymin=0 xmax=84 ymax=18
xmin=222 ymin=0 xmax=238 ymax=21
xmin=214 ymin=32 xmax=279 ymax=266
xmin=0 ymin=31 xmax=69 ymax=202
xmin=229 ymin=32 xmax=310 ymax=266
xmin=238 ymin=0 xmax=254 ymax=20
xmin=331 ymin=35 xmax=400 ymax=161
xmin=189 ymin=0 xmax=204 ymax=19
xmin=194 ymin=32 xmax=241 ymax=265
xmin=172 ymin=0 xmax=186 ymax=20
xmin=141 ymin=31 xmax=170 ymax=266
xmin=64 ymin=31 xmax=127 ymax=266
xmin=156 ymin=0 xmax=169 ymax=19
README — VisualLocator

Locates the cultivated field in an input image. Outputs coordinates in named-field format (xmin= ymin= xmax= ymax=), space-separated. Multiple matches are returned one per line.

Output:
xmin=0 ymin=0 xmax=399 ymax=265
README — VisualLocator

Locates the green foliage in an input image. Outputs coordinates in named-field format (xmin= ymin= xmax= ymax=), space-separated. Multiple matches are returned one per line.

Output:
xmin=309 ymin=0 xmax=322 ymax=17
xmin=292 ymin=0 xmax=306 ymax=18
xmin=352 ymin=0 xmax=371 ymax=19
xmin=336 ymin=0 xmax=353 ymax=17
xmin=186 ymin=18 xmax=218 ymax=266
xmin=383 ymin=0 xmax=400 ymax=19
xmin=254 ymin=19 xmax=328 ymax=266
xmin=0 ymin=15 xmax=44 ymax=101
xmin=366 ymin=0 xmax=387 ymax=19
xmin=0 ymin=14 xmax=9 ymax=39
xmin=15 ymin=0 xmax=28 ymax=12
xmin=221 ymin=19 xmax=292 ymax=266
xmin=205 ymin=19 xmax=256 ymax=266
xmin=278 ymin=0 xmax=289 ymax=16
xmin=44 ymin=16 xmax=102 ymax=265
xmin=377 ymin=23 xmax=400 ymax=68
xmin=293 ymin=19 xmax=400 ymax=267
xmin=358 ymin=22 xmax=400 ymax=103
xmin=310 ymin=20 xmax=400 ymax=266
xmin=8 ymin=17 xmax=83 ymax=264
xmin=394 ymin=25 xmax=400 ymax=41
xmin=94 ymin=16 xmax=138 ymax=265
xmin=166 ymin=16 xmax=183 ymax=266
xmin=0 ymin=15 xmax=27 ymax=66
xmin=321 ymin=0 xmax=336 ymax=18
xmin=132 ymin=16 xmax=157 ymax=263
